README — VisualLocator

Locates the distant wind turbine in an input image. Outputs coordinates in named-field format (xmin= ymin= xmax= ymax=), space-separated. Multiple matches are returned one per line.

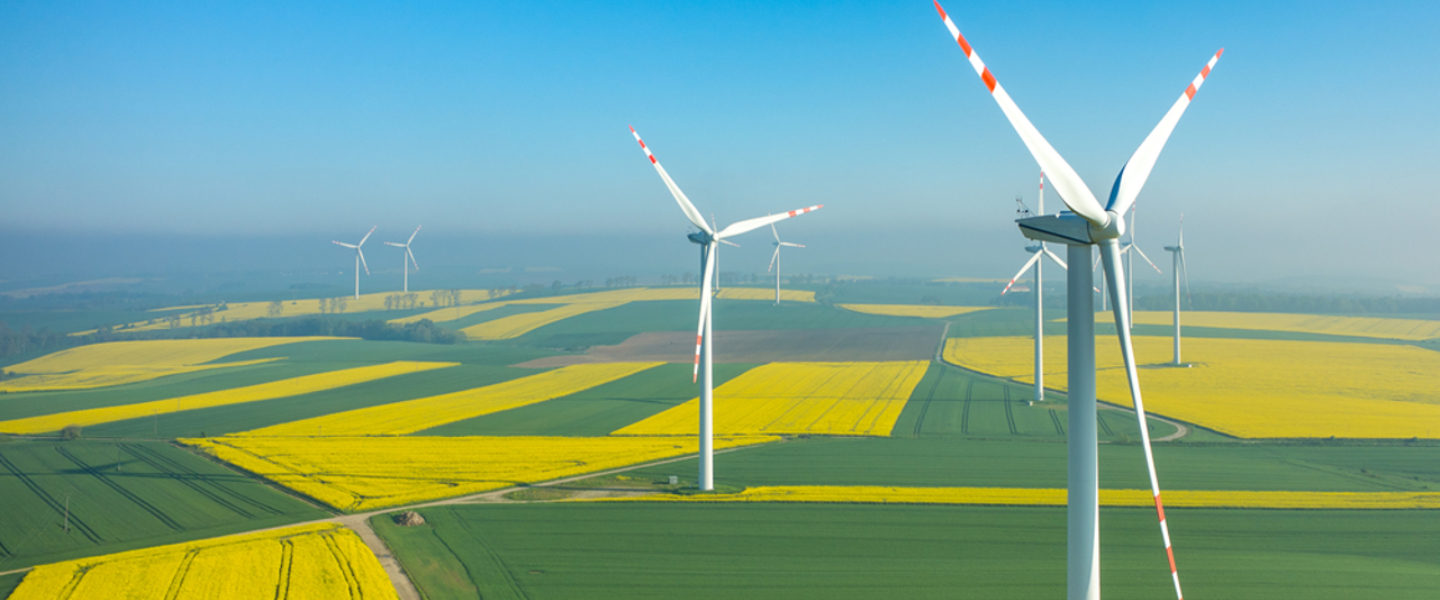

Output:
xmin=384 ymin=226 xmax=422 ymax=293
xmin=1120 ymin=204 xmax=1164 ymax=328
xmin=768 ymin=221 xmax=806 ymax=305
xmin=936 ymin=2 xmax=1221 ymax=598
xmin=1163 ymin=217 xmax=1192 ymax=365
xmin=332 ymin=226 xmax=375 ymax=299
xmin=1000 ymin=171 xmax=1068 ymax=404
xmin=631 ymin=125 xmax=821 ymax=491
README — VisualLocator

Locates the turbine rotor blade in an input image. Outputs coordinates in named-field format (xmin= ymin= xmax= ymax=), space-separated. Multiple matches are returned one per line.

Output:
xmin=1001 ymin=251 xmax=1043 ymax=295
xmin=383 ymin=242 xmax=406 ymax=247
xmin=771 ymin=221 xmax=780 ymax=243
xmin=358 ymin=226 xmax=376 ymax=247
xmin=1181 ymin=250 xmax=1192 ymax=306
xmin=719 ymin=239 xmax=740 ymax=248
xmin=1042 ymin=247 xmax=1068 ymax=270
xmin=631 ymin=126 xmax=713 ymax=235
xmin=780 ymin=242 xmax=804 ymax=248
xmin=693 ymin=244 xmax=717 ymax=383
xmin=408 ymin=225 xmax=421 ymax=245
xmin=933 ymin=1 xmax=1108 ymax=227
xmin=333 ymin=241 xmax=357 ymax=248
xmin=1100 ymin=240 xmax=1184 ymax=600
xmin=715 ymin=205 xmax=822 ymax=240
xmin=408 ymin=248 xmax=419 ymax=271
xmin=357 ymin=248 xmax=370 ymax=275
xmin=768 ymin=246 xmax=780 ymax=273
xmin=1133 ymin=245 xmax=1164 ymax=274
xmin=1106 ymin=49 xmax=1223 ymax=216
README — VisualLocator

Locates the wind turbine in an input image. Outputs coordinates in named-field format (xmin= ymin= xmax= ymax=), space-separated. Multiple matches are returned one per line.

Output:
xmin=768 ymin=221 xmax=806 ymax=305
xmin=935 ymin=3 xmax=1221 ymax=598
xmin=631 ymin=125 xmax=822 ymax=491
xmin=1000 ymin=171 xmax=1069 ymax=404
xmin=1120 ymin=204 xmax=1164 ymax=328
xmin=1163 ymin=217 xmax=1191 ymax=365
xmin=332 ymin=226 xmax=375 ymax=300
xmin=384 ymin=226 xmax=422 ymax=293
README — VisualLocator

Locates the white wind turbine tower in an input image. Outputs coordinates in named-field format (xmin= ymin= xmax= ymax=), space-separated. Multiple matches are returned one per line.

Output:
xmin=768 ymin=221 xmax=806 ymax=305
xmin=631 ymin=125 xmax=822 ymax=491
xmin=1120 ymin=204 xmax=1165 ymax=328
xmin=1000 ymin=171 xmax=1069 ymax=404
xmin=1163 ymin=217 xmax=1191 ymax=365
xmin=332 ymin=226 xmax=375 ymax=300
xmin=384 ymin=226 xmax=422 ymax=293
xmin=935 ymin=3 xmax=1222 ymax=599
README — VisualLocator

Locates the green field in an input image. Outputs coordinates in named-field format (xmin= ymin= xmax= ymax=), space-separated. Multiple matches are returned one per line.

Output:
xmin=0 ymin=572 xmax=22 ymax=598
xmin=513 ymin=299 xmax=924 ymax=348
xmin=623 ymin=436 xmax=1440 ymax=492
xmin=0 ymin=440 xmax=328 ymax=571
xmin=418 ymin=363 xmax=757 ymax=437
xmin=891 ymin=362 xmax=1177 ymax=440
xmin=373 ymin=503 xmax=1440 ymax=600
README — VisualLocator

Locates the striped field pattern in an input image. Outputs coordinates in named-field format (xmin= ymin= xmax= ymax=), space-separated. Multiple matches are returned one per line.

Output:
xmin=0 ymin=361 xmax=457 ymax=434
xmin=238 ymin=362 xmax=664 ymax=437
xmin=7 ymin=523 xmax=396 ymax=600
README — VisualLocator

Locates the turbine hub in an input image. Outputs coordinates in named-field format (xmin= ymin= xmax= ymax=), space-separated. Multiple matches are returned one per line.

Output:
xmin=1088 ymin=211 xmax=1124 ymax=241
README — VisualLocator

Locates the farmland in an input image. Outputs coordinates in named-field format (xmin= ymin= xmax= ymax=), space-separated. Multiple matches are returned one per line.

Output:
xmin=183 ymin=435 xmax=779 ymax=511
xmin=0 ymin=338 xmax=333 ymax=392
xmin=618 ymin=485 xmax=1440 ymax=509
xmin=839 ymin=304 xmax=992 ymax=319
xmin=0 ymin=440 xmax=327 ymax=571
xmin=2 ymin=285 xmax=1437 ymax=598
xmin=1128 ymin=310 xmax=1440 ymax=341
xmin=0 ymin=361 xmax=456 ymax=435
xmin=945 ymin=335 xmax=1440 ymax=438
xmin=371 ymin=503 xmax=1440 ymax=599
xmin=8 ymin=523 xmax=395 ymax=600
xmin=240 ymin=362 xmax=663 ymax=436
xmin=615 ymin=361 xmax=930 ymax=436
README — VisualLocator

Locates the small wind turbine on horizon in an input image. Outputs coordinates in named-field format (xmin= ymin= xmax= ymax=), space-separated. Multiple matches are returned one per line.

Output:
xmin=631 ymin=125 xmax=822 ymax=491
xmin=936 ymin=2 xmax=1221 ymax=598
xmin=768 ymin=221 xmax=806 ymax=305
xmin=332 ymin=226 xmax=375 ymax=299
xmin=384 ymin=226 xmax=422 ymax=293
xmin=1163 ymin=217 xmax=1192 ymax=365
xmin=1000 ymin=171 xmax=1068 ymax=404
xmin=1120 ymin=204 xmax=1164 ymax=328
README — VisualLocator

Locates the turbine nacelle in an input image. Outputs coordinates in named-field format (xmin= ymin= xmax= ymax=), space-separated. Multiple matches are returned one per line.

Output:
xmin=1017 ymin=211 xmax=1125 ymax=246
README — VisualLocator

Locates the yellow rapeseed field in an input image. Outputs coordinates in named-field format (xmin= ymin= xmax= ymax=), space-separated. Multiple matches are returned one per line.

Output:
xmin=615 ymin=361 xmax=930 ymax=437
xmin=715 ymin=287 xmax=815 ymax=302
xmin=387 ymin=302 xmax=510 ymax=325
xmin=185 ymin=435 xmax=779 ymax=511
xmin=0 ymin=361 xmax=456 ymax=434
xmin=944 ymin=336 xmax=1440 ymax=438
xmin=502 ymin=287 xmax=816 ymax=305
xmin=242 ymin=362 xmax=664 ymax=436
xmin=7 ymin=523 xmax=397 ymax=600
xmin=460 ymin=302 xmax=627 ymax=339
xmin=1129 ymin=310 xmax=1440 ymax=341
xmin=617 ymin=485 xmax=1440 ymax=509
xmin=839 ymin=304 xmax=992 ymax=319
xmin=0 ymin=338 xmax=330 ymax=392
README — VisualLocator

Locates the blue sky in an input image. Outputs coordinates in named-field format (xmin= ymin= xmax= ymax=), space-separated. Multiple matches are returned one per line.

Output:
xmin=1 ymin=1 xmax=1437 ymax=285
